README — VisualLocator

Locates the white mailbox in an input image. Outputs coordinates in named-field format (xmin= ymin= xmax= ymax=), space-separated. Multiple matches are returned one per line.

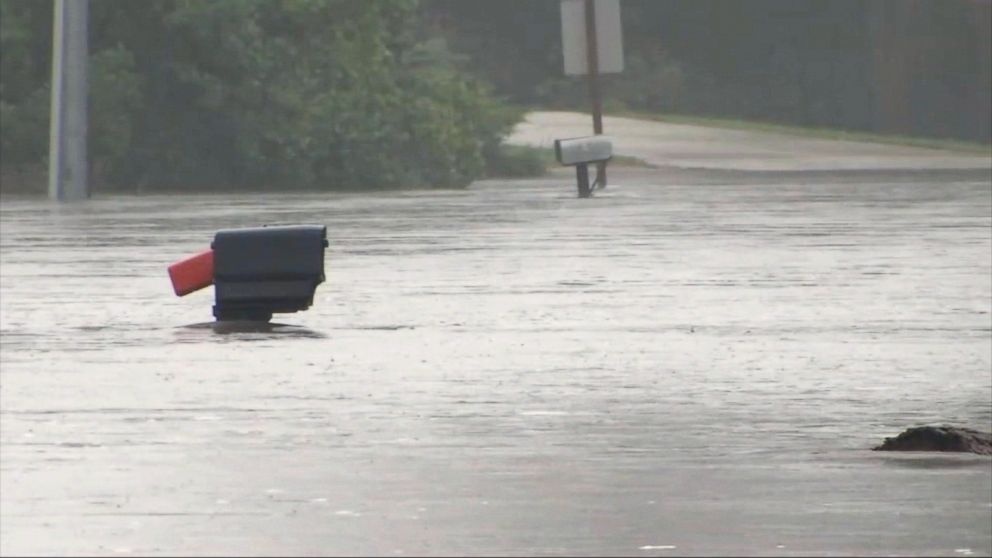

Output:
xmin=553 ymin=135 xmax=613 ymax=198
xmin=554 ymin=135 xmax=614 ymax=166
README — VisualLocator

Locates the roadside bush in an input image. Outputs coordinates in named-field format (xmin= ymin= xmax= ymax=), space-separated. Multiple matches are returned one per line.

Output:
xmin=0 ymin=0 xmax=530 ymax=193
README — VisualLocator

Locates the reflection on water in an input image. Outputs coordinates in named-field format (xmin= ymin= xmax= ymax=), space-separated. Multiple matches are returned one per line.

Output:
xmin=1 ymin=175 xmax=990 ymax=556
xmin=876 ymin=454 xmax=992 ymax=470
xmin=180 ymin=321 xmax=327 ymax=338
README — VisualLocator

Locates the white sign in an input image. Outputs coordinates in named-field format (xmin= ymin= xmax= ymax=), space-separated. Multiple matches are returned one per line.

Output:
xmin=561 ymin=0 xmax=624 ymax=75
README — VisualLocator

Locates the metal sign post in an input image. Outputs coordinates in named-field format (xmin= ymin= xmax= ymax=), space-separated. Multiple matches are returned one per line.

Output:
xmin=583 ymin=0 xmax=606 ymax=187
xmin=49 ymin=0 xmax=89 ymax=201
xmin=584 ymin=0 xmax=604 ymax=137
xmin=561 ymin=0 xmax=622 ymax=190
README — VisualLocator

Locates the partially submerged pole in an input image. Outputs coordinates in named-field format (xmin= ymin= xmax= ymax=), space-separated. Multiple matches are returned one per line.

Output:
xmin=48 ymin=0 xmax=89 ymax=201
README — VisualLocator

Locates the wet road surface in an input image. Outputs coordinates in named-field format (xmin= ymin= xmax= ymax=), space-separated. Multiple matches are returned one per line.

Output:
xmin=1 ymin=169 xmax=991 ymax=556
xmin=509 ymin=111 xmax=992 ymax=173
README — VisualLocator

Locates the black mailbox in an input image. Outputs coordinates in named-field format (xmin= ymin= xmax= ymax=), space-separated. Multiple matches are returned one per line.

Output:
xmin=211 ymin=225 xmax=328 ymax=322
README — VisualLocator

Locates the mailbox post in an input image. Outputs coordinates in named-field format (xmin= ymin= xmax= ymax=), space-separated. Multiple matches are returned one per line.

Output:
xmin=554 ymin=135 xmax=613 ymax=198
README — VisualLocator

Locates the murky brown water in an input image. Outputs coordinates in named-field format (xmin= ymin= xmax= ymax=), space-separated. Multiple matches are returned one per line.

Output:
xmin=2 ymin=172 xmax=991 ymax=556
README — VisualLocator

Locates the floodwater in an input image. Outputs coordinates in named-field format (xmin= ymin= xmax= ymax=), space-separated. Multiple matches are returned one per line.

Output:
xmin=1 ymin=170 xmax=991 ymax=556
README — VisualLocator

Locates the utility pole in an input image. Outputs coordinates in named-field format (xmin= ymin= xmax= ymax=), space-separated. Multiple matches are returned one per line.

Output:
xmin=49 ymin=0 xmax=89 ymax=201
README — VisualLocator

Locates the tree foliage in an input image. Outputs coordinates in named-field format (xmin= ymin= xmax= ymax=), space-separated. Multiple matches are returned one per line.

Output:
xmin=4 ymin=0 xmax=986 ymax=194
xmin=0 ymin=0 xmax=521 ymax=192
xmin=423 ymin=0 xmax=991 ymax=144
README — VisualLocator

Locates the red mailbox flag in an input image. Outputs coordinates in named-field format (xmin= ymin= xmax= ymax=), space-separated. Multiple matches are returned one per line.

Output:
xmin=168 ymin=250 xmax=214 ymax=296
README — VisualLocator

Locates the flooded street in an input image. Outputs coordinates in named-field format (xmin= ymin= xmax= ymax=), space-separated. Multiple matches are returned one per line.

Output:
xmin=1 ymin=169 xmax=991 ymax=556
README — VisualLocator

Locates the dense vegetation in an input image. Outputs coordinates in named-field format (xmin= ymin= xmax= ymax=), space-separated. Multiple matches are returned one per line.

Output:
xmin=425 ymin=0 xmax=991 ymax=144
xmin=1 ymin=0 xmax=526 ymax=192
xmin=2 ymin=0 xmax=988 ymax=194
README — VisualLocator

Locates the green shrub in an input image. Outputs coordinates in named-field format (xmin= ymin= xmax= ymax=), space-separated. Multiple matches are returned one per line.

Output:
xmin=1 ymin=0 xmax=527 ymax=193
xmin=484 ymin=144 xmax=548 ymax=178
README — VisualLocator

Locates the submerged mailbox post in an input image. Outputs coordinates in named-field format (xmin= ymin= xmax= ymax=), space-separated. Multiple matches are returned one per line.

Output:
xmin=554 ymin=135 xmax=613 ymax=198
xmin=168 ymin=225 xmax=328 ymax=322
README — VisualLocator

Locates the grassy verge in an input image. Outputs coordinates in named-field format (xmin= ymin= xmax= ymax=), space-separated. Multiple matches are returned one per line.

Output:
xmin=0 ymin=166 xmax=46 ymax=195
xmin=614 ymin=110 xmax=991 ymax=154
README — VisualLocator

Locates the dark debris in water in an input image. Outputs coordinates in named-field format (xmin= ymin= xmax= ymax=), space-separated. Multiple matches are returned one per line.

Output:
xmin=873 ymin=425 xmax=992 ymax=456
